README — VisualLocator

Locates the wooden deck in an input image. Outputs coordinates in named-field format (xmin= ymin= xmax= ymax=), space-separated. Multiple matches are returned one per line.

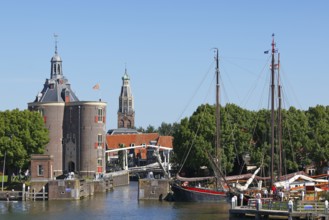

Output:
xmin=230 ymin=198 xmax=329 ymax=220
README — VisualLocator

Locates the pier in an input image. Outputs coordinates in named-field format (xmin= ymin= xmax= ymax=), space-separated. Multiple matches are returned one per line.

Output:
xmin=230 ymin=197 xmax=329 ymax=220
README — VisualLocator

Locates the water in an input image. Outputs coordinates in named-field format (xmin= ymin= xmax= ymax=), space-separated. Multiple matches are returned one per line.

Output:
xmin=0 ymin=182 xmax=234 ymax=220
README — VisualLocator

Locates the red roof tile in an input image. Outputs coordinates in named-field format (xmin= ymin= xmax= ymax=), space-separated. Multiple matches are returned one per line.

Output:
xmin=106 ymin=133 xmax=173 ymax=149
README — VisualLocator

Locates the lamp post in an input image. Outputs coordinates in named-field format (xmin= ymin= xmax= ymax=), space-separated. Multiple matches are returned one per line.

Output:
xmin=2 ymin=136 xmax=11 ymax=191
xmin=1 ymin=151 xmax=6 ymax=191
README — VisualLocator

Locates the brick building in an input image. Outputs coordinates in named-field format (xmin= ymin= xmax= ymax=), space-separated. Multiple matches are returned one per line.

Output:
xmin=106 ymin=132 xmax=173 ymax=167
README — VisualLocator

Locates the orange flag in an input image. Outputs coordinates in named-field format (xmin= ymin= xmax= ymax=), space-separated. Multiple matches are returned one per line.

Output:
xmin=92 ymin=83 xmax=100 ymax=90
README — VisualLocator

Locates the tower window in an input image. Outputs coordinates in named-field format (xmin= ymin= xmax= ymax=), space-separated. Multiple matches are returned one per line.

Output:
xmin=97 ymin=134 xmax=103 ymax=148
xmin=39 ymin=108 xmax=45 ymax=117
xmin=97 ymin=108 xmax=103 ymax=122
xmin=97 ymin=159 xmax=103 ymax=166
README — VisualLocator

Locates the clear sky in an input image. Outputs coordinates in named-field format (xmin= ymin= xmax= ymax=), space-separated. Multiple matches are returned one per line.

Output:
xmin=1 ymin=1 xmax=328 ymax=130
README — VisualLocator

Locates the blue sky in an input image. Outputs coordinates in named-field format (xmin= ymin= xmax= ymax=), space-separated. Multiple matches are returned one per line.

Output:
xmin=1 ymin=1 xmax=328 ymax=129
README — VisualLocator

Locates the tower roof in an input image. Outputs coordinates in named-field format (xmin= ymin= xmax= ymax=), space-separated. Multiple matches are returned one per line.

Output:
xmin=122 ymin=68 xmax=130 ymax=80
xmin=32 ymin=43 xmax=79 ymax=103
xmin=51 ymin=54 xmax=62 ymax=62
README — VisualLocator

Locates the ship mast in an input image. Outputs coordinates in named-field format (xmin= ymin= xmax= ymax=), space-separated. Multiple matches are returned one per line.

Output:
xmin=270 ymin=34 xmax=276 ymax=187
xmin=277 ymin=53 xmax=282 ymax=180
xmin=215 ymin=48 xmax=221 ymax=172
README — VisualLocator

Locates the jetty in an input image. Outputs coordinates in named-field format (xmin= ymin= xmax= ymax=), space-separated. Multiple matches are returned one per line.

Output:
xmin=230 ymin=197 xmax=329 ymax=220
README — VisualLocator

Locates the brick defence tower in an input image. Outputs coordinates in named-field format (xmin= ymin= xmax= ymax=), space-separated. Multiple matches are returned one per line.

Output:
xmin=28 ymin=40 xmax=106 ymax=177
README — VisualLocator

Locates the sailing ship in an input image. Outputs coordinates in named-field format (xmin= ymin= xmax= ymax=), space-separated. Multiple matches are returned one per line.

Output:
xmin=171 ymin=36 xmax=279 ymax=202
xmin=171 ymin=49 xmax=236 ymax=202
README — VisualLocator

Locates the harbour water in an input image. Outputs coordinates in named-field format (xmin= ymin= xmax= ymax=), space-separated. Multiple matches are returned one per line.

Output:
xmin=0 ymin=181 xmax=233 ymax=220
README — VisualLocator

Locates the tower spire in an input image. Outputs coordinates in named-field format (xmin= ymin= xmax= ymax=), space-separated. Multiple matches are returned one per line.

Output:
xmin=54 ymin=33 xmax=58 ymax=55
xmin=50 ymin=34 xmax=63 ymax=79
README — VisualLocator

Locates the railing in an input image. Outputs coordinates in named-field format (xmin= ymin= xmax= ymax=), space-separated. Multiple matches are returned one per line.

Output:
xmin=23 ymin=185 xmax=48 ymax=201
xmin=232 ymin=195 xmax=329 ymax=214
xmin=247 ymin=198 xmax=275 ymax=209
xmin=296 ymin=201 xmax=328 ymax=213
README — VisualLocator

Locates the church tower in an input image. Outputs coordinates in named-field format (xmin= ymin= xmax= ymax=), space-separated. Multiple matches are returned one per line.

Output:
xmin=118 ymin=68 xmax=135 ymax=128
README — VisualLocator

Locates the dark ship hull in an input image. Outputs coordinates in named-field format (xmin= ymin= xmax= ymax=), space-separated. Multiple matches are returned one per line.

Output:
xmin=171 ymin=183 xmax=228 ymax=202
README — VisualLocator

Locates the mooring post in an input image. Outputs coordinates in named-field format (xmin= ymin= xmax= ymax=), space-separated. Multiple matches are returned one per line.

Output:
xmin=288 ymin=199 xmax=293 ymax=213
xmin=257 ymin=198 xmax=262 ymax=210
xmin=280 ymin=190 xmax=284 ymax=202
xmin=231 ymin=196 xmax=236 ymax=209
xmin=22 ymin=183 xmax=25 ymax=201
xmin=301 ymin=190 xmax=304 ymax=201
xmin=240 ymin=193 xmax=244 ymax=206
xmin=42 ymin=186 xmax=45 ymax=201
xmin=27 ymin=186 xmax=30 ymax=200
xmin=288 ymin=199 xmax=294 ymax=220
xmin=325 ymin=200 xmax=328 ymax=214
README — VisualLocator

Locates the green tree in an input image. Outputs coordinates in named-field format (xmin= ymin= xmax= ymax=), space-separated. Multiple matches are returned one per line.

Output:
xmin=173 ymin=103 xmax=259 ymax=176
xmin=158 ymin=122 xmax=179 ymax=136
xmin=173 ymin=113 xmax=213 ymax=177
xmin=172 ymin=103 xmax=329 ymax=177
xmin=0 ymin=109 xmax=49 ymax=177
xmin=282 ymin=107 xmax=310 ymax=173
xmin=306 ymin=105 xmax=329 ymax=171
xmin=136 ymin=126 xmax=145 ymax=133
xmin=221 ymin=104 xmax=254 ymax=175
xmin=145 ymin=125 xmax=157 ymax=133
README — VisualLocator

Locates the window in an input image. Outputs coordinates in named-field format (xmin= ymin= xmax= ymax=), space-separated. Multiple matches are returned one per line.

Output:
xmin=97 ymin=108 xmax=103 ymax=122
xmin=39 ymin=108 xmax=45 ymax=117
xmin=97 ymin=159 xmax=102 ymax=166
xmin=37 ymin=165 xmax=44 ymax=176
xmin=98 ymin=134 xmax=103 ymax=148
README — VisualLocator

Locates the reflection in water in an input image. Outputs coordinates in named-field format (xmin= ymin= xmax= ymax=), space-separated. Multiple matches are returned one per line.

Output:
xmin=0 ymin=182 xmax=237 ymax=220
